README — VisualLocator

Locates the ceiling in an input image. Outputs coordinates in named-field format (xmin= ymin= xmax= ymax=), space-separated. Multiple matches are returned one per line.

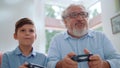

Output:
xmin=0 ymin=0 xmax=100 ymax=22
xmin=45 ymin=0 xmax=99 ymax=8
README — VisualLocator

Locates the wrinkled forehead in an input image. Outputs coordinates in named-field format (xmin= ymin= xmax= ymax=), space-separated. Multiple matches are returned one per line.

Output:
xmin=66 ymin=6 xmax=86 ymax=14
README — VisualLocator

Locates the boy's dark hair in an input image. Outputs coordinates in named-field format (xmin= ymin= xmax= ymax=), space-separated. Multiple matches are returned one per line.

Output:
xmin=15 ymin=18 xmax=34 ymax=34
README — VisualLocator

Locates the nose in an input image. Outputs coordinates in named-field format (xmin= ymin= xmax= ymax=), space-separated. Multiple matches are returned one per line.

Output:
xmin=25 ymin=31 xmax=30 ymax=35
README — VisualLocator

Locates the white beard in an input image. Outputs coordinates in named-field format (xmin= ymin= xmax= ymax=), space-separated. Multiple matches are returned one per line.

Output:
xmin=72 ymin=28 xmax=88 ymax=37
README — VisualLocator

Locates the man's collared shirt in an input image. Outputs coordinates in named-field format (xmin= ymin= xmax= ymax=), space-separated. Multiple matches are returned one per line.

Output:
xmin=47 ymin=30 xmax=120 ymax=68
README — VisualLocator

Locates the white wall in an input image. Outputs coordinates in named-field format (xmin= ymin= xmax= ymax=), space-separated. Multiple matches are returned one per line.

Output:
xmin=101 ymin=0 xmax=120 ymax=52
xmin=0 ymin=0 xmax=33 ymax=52
xmin=0 ymin=0 xmax=46 ymax=53
xmin=33 ymin=0 xmax=46 ymax=53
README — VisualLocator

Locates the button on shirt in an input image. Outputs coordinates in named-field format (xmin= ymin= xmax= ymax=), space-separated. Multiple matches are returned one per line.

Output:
xmin=47 ymin=30 xmax=120 ymax=68
xmin=1 ymin=47 xmax=48 ymax=68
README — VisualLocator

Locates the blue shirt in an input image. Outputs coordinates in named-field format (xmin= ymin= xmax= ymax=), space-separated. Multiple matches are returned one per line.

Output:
xmin=1 ymin=47 xmax=48 ymax=68
xmin=47 ymin=30 xmax=120 ymax=68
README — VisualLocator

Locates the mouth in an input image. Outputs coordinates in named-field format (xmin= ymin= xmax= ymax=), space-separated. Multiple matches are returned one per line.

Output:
xmin=75 ymin=22 xmax=84 ymax=27
xmin=24 ymin=38 xmax=31 ymax=40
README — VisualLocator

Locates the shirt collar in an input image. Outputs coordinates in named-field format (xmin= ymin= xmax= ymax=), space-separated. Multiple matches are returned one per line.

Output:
xmin=64 ymin=30 xmax=94 ymax=39
xmin=14 ymin=46 xmax=36 ymax=57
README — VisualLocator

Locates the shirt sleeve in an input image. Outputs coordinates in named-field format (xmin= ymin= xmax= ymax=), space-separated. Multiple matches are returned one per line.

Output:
xmin=1 ymin=53 xmax=10 ymax=68
xmin=102 ymin=34 xmax=120 ymax=68
xmin=43 ymin=55 xmax=49 ymax=67
xmin=47 ymin=37 xmax=61 ymax=68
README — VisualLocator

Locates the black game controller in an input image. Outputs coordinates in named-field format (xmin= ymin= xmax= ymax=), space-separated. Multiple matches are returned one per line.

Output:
xmin=71 ymin=54 xmax=93 ymax=62
xmin=26 ymin=63 xmax=45 ymax=68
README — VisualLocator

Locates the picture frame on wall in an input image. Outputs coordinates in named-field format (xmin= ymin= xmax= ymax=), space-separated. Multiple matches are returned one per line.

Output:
xmin=111 ymin=13 xmax=120 ymax=34
xmin=115 ymin=0 xmax=120 ymax=12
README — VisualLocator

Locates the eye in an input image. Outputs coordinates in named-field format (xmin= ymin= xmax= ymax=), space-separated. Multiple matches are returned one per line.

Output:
xmin=69 ymin=13 xmax=78 ymax=18
xmin=29 ymin=29 xmax=34 ymax=33
xmin=20 ymin=29 xmax=25 ymax=32
xmin=80 ymin=12 xmax=88 ymax=17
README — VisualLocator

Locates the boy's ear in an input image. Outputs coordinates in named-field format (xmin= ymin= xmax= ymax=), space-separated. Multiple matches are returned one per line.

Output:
xmin=35 ymin=33 xmax=37 ymax=39
xmin=14 ymin=33 xmax=17 ymax=40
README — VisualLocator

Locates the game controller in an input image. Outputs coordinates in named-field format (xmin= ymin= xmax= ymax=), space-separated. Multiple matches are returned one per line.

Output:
xmin=71 ymin=54 xmax=93 ymax=62
xmin=26 ymin=63 xmax=45 ymax=68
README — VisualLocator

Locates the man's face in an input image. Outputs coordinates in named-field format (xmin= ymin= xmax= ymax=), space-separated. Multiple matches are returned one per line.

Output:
xmin=64 ymin=6 xmax=89 ymax=37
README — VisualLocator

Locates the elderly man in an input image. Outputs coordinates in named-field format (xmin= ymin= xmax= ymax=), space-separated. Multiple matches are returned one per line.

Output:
xmin=47 ymin=4 xmax=120 ymax=68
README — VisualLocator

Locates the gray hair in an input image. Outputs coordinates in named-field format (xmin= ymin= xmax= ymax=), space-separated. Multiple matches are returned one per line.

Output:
xmin=61 ymin=4 xmax=87 ymax=20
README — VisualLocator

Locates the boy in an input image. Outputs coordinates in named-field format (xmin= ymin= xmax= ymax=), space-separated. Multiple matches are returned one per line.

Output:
xmin=1 ymin=18 xmax=47 ymax=68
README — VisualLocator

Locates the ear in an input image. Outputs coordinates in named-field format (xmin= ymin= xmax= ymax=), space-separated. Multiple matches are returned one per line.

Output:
xmin=63 ymin=19 xmax=68 ymax=27
xmin=14 ymin=33 xmax=17 ymax=40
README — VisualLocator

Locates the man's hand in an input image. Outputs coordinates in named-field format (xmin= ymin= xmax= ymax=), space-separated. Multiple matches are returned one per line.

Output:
xmin=88 ymin=54 xmax=104 ymax=68
xmin=84 ymin=48 xmax=110 ymax=68
xmin=56 ymin=52 xmax=78 ymax=68
xmin=19 ymin=62 xmax=28 ymax=68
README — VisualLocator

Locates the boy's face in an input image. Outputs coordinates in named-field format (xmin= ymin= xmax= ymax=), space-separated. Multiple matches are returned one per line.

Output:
xmin=14 ymin=24 xmax=36 ymax=46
